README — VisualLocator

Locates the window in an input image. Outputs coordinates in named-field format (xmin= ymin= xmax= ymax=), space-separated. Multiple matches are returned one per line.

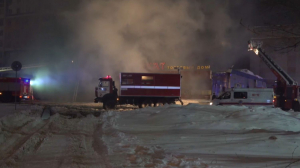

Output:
xmin=102 ymin=81 xmax=110 ymax=87
xmin=219 ymin=92 xmax=231 ymax=99
xmin=234 ymin=92 xmax=247 ymax=99
xmin=142 ymin=76 xmax=153 ymax=80
xmin=121 ymin=79 xmax=133 ymax=85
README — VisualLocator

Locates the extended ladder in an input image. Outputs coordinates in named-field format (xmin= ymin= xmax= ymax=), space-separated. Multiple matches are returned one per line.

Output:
xmin=248 ymin=40 xmax=297 ymax=86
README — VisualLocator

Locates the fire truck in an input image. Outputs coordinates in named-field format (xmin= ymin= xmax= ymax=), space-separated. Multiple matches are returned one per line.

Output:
xmin=248 ymin=40 xmax=300 ymax=111
xmin=0 ymin=77 xmax=33 ymax=102
xmin=94 ymin=73 xmax=182 ymax=109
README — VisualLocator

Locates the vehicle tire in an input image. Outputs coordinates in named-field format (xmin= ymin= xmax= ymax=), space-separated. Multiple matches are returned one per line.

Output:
xmin=166 ymin=100 xmax=175 ymax=105
xmin=104 ymin=100 xmax=116 ymax=110
xmin=102 ymin=102 xmax=106 ymax=109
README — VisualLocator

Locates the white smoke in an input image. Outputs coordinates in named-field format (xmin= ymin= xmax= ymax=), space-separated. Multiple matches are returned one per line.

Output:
xmin=60 ymin=0 xmax=246 ymax=101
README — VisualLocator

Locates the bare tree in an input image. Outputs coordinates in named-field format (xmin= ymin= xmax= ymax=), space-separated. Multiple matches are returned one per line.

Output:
xmin=241 ymin=0 xmax=300 ymax=52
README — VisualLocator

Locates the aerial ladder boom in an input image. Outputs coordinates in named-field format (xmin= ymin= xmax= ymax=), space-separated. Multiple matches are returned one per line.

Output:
xmin=248 ymin=40 xmax=300 ymax=111
xmin=248 ymin=40 xmax=297 ymax=86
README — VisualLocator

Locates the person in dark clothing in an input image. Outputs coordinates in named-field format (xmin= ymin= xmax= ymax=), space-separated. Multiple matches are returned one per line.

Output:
xmin=212 ymin=93 xmax=216 ymax=100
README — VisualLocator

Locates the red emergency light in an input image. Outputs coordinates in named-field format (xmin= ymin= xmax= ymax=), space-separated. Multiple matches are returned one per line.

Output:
xmin=105 ymin=75 xmax=111 ymax=79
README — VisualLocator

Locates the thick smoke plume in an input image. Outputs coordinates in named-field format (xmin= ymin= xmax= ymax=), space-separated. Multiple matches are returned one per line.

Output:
xmin=63 ymin=0 xmax=245 ymax=101
xmin=2 ymin=0 xmax=254 ymax=102
xmin=74 ymin=0 xmax=235 ymax=68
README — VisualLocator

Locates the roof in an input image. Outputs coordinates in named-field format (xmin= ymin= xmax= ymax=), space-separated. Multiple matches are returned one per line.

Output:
xmin=213 ymin=69 xmax=265 ymax=81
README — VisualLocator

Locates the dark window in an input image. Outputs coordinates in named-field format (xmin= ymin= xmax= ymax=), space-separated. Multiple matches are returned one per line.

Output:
xmin=142 ymin=76 xmax=153 ymax=80
xmin=234 ymin=92 xmax=247 ymax=99
xmin=17 ymin=8 xmax=20 ymax=14
xmin=219 ymin=92 xmax=231 ymax=99
xmin=0 ymin=19 xmax=3 ymax=26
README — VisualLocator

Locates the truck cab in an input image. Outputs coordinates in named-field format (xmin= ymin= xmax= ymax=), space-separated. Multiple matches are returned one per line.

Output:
xmin=94 ymin=75 xmax=118 ymax=108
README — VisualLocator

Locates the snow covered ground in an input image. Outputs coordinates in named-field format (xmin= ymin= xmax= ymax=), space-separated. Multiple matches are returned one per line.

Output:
xmin=0 ymin=103 xmax=33 ymax=118
xmin=1 ymin=102 xmax=300 ymax=167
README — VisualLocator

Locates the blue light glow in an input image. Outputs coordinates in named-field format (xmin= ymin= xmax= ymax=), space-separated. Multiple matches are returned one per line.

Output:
xmin=25 ymin=79 xmax=29 ymax=83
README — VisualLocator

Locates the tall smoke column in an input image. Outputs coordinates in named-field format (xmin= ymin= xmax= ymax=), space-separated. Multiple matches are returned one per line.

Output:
xmin=64 ymin=0 xmax=241 ymax=101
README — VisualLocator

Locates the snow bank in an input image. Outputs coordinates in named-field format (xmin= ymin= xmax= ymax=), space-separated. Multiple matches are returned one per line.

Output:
xmin=101 ymin=104 xmax=300 ymax=167
xmin=103 ymin=104 xmax=300 ymax=132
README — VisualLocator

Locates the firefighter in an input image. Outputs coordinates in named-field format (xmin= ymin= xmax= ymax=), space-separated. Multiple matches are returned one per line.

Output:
xmin=212 ymin=93 xmax=216 ymax=100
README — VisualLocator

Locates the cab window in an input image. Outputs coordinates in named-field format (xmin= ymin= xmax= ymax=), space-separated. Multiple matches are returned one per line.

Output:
xmin=102 ymin=81 xmax=110 ymax=87
xmin=219 ymin=92 xmax=231 ymax=99
xmin=234 ymin=92 xmax=247 ymax=99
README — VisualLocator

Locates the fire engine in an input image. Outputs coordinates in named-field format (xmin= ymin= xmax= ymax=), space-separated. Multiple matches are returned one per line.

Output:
xmin=248 ymin=40 xmax=300 ymax=111
xmin=0 ymin=77 xmax=33 ymax=102
xmin=94 ymin=73 xmax=183 ymax=109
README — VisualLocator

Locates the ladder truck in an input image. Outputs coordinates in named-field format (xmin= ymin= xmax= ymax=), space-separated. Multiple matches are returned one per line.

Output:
xmin=248 ymin=40 xmax=300 ymax=111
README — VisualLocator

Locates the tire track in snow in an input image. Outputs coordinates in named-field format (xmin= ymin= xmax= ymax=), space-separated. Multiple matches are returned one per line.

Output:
xmin=0 ymin=119 xmax=51 ymax=164
xmin=92 ymin=124 xmax=112 ymax=168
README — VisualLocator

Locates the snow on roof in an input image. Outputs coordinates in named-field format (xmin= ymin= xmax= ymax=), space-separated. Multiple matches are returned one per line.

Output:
xmin=237 ymin=69 xmax=255 ymax=75
xmin=255 ymin=75 xmax=263 ymax=79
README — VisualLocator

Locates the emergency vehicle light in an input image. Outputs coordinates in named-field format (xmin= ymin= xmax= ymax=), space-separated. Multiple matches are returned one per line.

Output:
xmin=106 ymin=75 xmax=111 ymax=79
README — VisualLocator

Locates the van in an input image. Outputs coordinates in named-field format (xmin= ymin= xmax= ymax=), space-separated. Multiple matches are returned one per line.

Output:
xmin=210 ymin=88 xmax=274 ymax=106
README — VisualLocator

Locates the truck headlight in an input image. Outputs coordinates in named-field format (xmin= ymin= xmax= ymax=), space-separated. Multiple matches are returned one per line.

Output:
xmin=209 ymin=102 xmax=213 ymax=105
xmin=101 ymin=88 xmax=106 ymax=91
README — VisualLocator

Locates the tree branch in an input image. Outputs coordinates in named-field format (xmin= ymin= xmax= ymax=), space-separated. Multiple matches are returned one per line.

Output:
xmin=240 ymin=19 xmax=259 ymax=35
xmin=273 ymin=40 xmax=300 ymax=51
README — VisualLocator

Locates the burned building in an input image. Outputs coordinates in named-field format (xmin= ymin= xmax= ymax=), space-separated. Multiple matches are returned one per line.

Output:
xmin=212 ymin=69 xmax=266 ymax=96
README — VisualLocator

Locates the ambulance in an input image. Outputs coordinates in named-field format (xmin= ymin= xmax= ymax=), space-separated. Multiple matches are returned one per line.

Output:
xmin=210 ymin=88 xmax=274 ymax=107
